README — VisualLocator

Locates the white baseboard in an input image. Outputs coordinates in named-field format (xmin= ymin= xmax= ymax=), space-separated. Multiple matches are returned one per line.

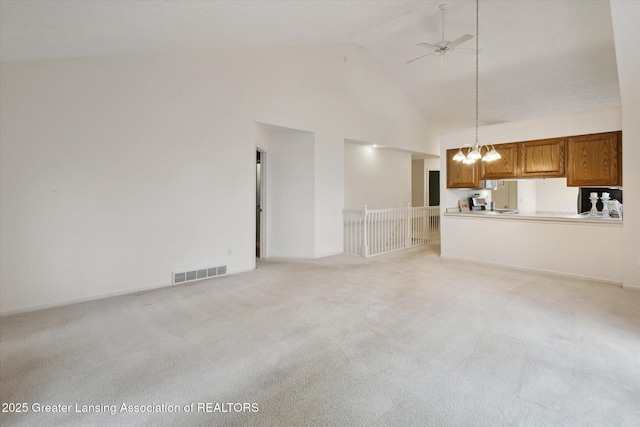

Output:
xmin=264 ymin=250 xmax=344 ymax=260
xmin=0 ymin=281 xmax=171 ymax=317
xmin=315 ymin=250 xmax=346 ymax=258
xmin=0 ymin=267 xmax=255 ymax=317
xmin=440 ymin=255 xmax=623 ymax=287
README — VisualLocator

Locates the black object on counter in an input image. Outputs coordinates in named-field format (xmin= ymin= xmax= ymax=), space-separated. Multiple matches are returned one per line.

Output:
xmin=578 ymin=187 xmax=623 ymax=213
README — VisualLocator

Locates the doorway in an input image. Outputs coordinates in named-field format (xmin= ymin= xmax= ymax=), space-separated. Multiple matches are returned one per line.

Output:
xmin=428 ymin=170 xmax=440 ymax=206
xmin=256 ymin=149 xmax=265 ymax=258
xmin=493 ymin=180 xmax=518 ymax=209
xmin=255 ymin=123 xmax=315 ymax=258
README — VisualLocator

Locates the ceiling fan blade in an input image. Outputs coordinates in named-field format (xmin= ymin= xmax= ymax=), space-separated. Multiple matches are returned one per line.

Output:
xmin=417 ymin=42 xmax=440 ymax=50
xmin=448 ymin=34 xmax=474 ymax=48
xmin=406 ymin=52 xmax=434 ymax=64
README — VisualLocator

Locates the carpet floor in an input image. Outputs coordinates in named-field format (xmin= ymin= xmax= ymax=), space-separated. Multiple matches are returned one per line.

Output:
xmin=1 ymin=245 xmax=639 ymax=426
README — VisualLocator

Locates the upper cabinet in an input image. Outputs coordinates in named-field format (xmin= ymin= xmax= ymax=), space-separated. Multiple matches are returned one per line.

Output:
xmin=446 ymin=131 xmax=622 ymax=188
xmin=480 ymin=143 xmax=519 ymax=179
xmin=519 ymin=138 xmax=566 ymax=178
xmin=566 ymin=131 xmax=622 ymax=187
xmin=446 ymin=149 xmax=479 ymax=188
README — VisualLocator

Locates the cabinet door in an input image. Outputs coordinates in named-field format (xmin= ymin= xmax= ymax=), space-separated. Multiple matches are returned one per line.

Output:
xmin=480 ymin=143 xmax=518 ymax=179
xmin=519 ymin=138 xmax=566 ymax=178
xmin=566 ymin=131 xmax=621 ymax=187
xmin=446 ymin=149 xmax=479 ymax=188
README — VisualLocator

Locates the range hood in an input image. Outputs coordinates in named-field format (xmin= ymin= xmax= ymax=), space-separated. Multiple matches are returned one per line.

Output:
xmin=478 ymin=180 xmax=498 ymax=190
xmin=453 ymin=180 xmax=498 ymax=190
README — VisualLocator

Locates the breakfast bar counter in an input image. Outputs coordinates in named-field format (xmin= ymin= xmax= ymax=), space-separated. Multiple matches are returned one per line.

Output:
xmin=444 ymin=210 xmax=622 ymax=226
xmin=441 ymin=209 xmax=624 ymax=284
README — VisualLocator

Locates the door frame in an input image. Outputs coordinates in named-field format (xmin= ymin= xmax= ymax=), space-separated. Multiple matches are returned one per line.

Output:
xmin=256 ymin=148 xmax=267 ymax=258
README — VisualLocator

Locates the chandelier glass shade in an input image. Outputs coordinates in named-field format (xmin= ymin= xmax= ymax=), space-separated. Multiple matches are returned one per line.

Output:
xmin=452 ymin=0 xmax=500 ymax=165
xmin=452 ymin=142 xmax=501 ymax=163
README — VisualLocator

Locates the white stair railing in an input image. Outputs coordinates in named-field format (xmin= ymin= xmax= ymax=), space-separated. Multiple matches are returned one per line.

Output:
xmin=343 ymin=204 xmax=440 ymax=257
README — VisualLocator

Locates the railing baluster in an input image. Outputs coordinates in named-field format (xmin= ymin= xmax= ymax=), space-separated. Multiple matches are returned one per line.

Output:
xmin=379 ymin=212 xmax=382 ymax=254
xmin=344 ymin=205 xmax=439 ymax=257
xmin=378 ymin=212 xmax=382 ymax=255
xmin=372 ymin=214 xmax=380 ymax=254
xmin=381 ymin=212 xmax=384 ymax=255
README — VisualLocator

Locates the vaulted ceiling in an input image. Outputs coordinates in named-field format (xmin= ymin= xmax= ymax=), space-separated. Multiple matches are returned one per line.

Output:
xmin=0 ymin=0 xmax=621 ymax=132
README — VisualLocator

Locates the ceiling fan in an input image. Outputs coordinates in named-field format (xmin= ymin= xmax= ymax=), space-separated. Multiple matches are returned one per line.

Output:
xmin=407 ymin=4 xmax=475 ymax=64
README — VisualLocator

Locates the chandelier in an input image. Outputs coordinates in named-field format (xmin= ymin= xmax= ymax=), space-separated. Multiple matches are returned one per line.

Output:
xmin=452 ymin=0 xmax=500 ymax=165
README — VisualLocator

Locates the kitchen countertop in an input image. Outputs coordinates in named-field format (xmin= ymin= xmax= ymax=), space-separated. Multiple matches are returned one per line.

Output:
xmin=444 ymin=210 xmax=622 ymax=225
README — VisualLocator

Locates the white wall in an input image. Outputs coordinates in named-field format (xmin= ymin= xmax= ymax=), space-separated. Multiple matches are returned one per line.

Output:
xmin=344 ymin=143 xmax=411 ymax=210
xmin=619 ymin=103 xmax=640 ymax=289
xmin=267 ymin=130 xmax=315 ymax=258
xmin=411 ymin=159 xmax=425 ymax=207
xmin=491 ymin=178 xmax=582 ymax=213
xmin=445 ymin=216 xmax=623 ymax=284
xmin=535 ymin=178 xmax=579 ymax=213
xmin=611 ymin=0 xmax=640 ymax=289
xmin=515 ymin=180 xmax=537 ymax=213
xmin=439 ymin=107 xmax=624 ymax=283
xmin=0 ymin=44 xmax=433 ymax=313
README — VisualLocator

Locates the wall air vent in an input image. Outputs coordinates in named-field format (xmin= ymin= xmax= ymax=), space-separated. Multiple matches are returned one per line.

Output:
xmin=173 ymin=265 xmax=227 ymax=285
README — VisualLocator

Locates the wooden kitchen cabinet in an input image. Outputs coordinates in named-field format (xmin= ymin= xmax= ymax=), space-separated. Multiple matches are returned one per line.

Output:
xmin=566 ymin=131 xmax=622 ymax=187
xmin=519 ymin=137 xmax=566 ymax=178
xmin=446 ymin=149 xmax=479 ymax=188
xmin=480 ymin=143 xmax=519 ymax=179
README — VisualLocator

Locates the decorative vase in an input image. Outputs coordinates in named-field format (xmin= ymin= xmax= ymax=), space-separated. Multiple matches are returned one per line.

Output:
xmin=601 ymin=195 xmax=610 ymax=217
xmin=589 ymin=197 xmax=598 ymax=216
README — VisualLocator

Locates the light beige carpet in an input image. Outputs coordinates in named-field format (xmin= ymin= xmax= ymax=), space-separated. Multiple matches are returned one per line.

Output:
xmin=1 ymin=245 xmax=639 ymax=426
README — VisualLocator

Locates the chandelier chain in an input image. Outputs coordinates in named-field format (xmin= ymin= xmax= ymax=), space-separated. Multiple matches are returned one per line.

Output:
xmin=442 ymin=5 xmax=445 ymax=42
xmin=475 ymin=0 xmax=479 ymax=145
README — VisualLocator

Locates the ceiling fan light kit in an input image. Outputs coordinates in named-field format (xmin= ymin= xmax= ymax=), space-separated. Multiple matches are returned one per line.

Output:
xmin=453 ymin=0 xmax=501 ymax=164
